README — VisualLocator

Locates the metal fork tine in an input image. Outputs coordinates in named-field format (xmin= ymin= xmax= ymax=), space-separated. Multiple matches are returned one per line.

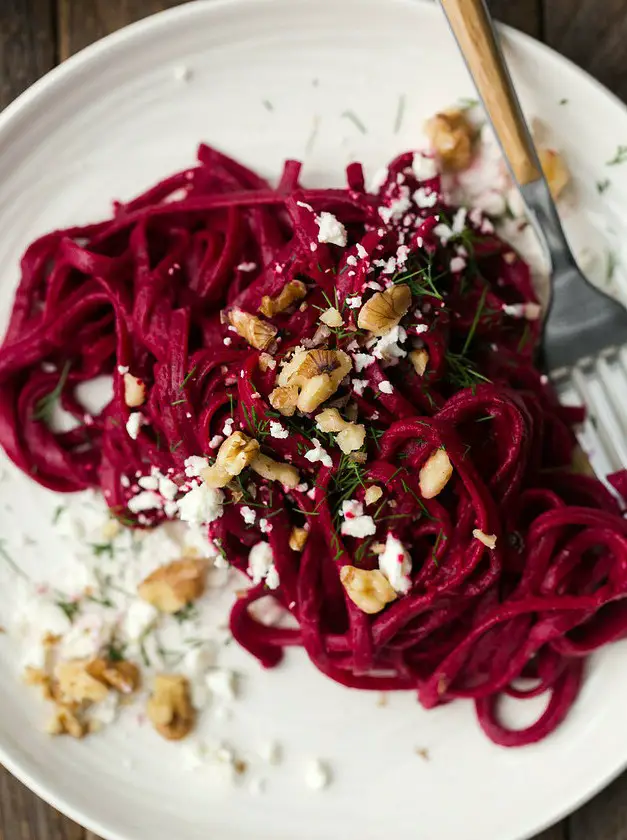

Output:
xmin=571 ymin=365 xmax=627 ymax=472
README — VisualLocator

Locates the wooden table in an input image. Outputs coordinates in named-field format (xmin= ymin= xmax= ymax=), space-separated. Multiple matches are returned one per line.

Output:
xmin=1 ymin=0 xmax=627 ymax=838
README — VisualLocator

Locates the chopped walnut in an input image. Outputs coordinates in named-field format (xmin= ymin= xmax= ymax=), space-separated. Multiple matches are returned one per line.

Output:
xmin=251 ymin=453 xmax=300 ymax=488
xmin=258 ymin=352 xmax=277 ymax=373
xmin=419 ymin=449 xmax=453 ymax=499
xmin=54 ymin=660 xmax=110 ymax=705
xmin=147 ymin=674 xmax=195 ymax=741
xmin=259 ymin=280 xmax=307 ymax=317
xmin=123 ymin=373 xmax=146 ymax=408
xmin=23 ymin=666 xmax=54 ymax=701
xmin=357 ymin=285 xmax=412 ymax=336
xmin=227 ymin=308 xmax=278 ymax=351
xmin=339 ymin=566 xmax=397 ymax=615
xmin=315 ymin=407 xmax=365 ymax=454
xmin=472 ymin=529 xmax=497 ymax=550
xmin=319 ymin=307 xmax=343 ymax=328
xmin=201 ymin=431 xmax=260 ymax=488
xmin=273 ymin=348 xmax=352 ymax=415
xmin=425 ymin=109 xmax=475 ymax=172
xmin=289 ymin=526 xmax=308 ymax=552
xmin=538 ymin=147 xmax=570 ymax=200
xmin=409 ymin=348 xmax=429 ymax=377
xmin=87 ymin=658 xmax=141 ymax=695
xmin=364 ymin=485 xmax=383 ymax=506
xmin=138 ymin=557 xmax=208 ymax=614
xmin=46 ymin=706 xmax=86 ymax=739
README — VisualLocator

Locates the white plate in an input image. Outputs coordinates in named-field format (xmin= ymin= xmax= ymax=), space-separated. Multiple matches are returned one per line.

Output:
xmin=1 ymin=1 xmax=627 ymax=839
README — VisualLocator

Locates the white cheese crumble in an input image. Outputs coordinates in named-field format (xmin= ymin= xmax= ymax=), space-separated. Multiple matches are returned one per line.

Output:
xmin=237 ymin=262 xmax=257 ymax=272
xmin=340 ymin=500 xmax=376 ymax=539
xmin=222 ymin=417 xmax=235 ymax=437
xmin=356 ymin=243 xmax=368 ymax=259
xmin=352 ymin=379 xmax=367 ymax=396
xmin=378 ymin=380 xmax=394 ymax=394
xmin=373 ymin=326 xmax=407 ymax=363
xmin=206 ymin=668 xmax=237 ymax=702
xmin=247 ymin=542 xmax=280 ymax=589
xmin=353 ymin=353 xmax=375 ymax=373
xmin=345 ymin=296 xmax=362 ymax=309
xmin=378 ymin=191 xmax=411 ymax=224
xmin=269 ymin=421 xmax=289 ymax=439
xmin=413 ymin=187 xmax=438 ymax=208
xmin=379 ymin=532 xmax=412 ymax=594
xmin=316 ymin=212 xmax=347 ymax=246
xmin=177 ymin=483 xmax=224 ymax=526
xmin=450 ymin=256 xmax=466 ymax=273
xmin=128 ymin=490 xmax=163 ymax=514
xmin=209 ymin=434 xmax=224 ymax=449
xmin=412 ymin=152 xmax=438 ymax=181
xmin=305 ymin=759 xmax=331 ymax=790
xmin=125 ymin=412 xmax=145 ymax=440
xmin=304 ymin=439 xmax=333 ymax=468
xmin=123 ymin=600 xmax=158 ymax=642
xmin=117 ymin=365 xmax=129 ymax=375
xmin=433 ymin=223 xmax=453 ymax=244
xmin=184 ymin=456 xmax=209 ymax=477
xmin=240 ymin=506 xmax=257 ymax=526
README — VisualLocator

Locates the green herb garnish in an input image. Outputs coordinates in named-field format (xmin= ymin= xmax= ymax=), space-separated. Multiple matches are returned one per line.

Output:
xmin=607 ymin=145 xmax=627 ymax=166
xmin=341 ymin=110 xmax=367 ymax=135
xmin=32 ymin=361 xmax=71 ymax=422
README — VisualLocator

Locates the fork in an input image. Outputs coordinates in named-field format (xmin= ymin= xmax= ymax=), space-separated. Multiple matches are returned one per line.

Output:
xmin=438 ymin=0 xmax=627 ymax=377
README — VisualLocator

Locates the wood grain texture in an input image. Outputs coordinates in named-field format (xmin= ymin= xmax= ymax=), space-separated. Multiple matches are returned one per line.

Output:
xmin=544 ymin=0 xmax=627 ymax=101
xmin=0 ymin=0 xmax=55 ymax=110
xmin=569 ymin=772 xmax=627 ymax=840
xmin=0 ymin=766 xmax=84 ymax=840
xmin=57 ymin=0 xmax=186 ymax=59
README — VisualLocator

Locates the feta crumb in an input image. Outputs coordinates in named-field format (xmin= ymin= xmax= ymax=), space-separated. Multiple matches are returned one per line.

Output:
xmin=379 ymin=532 xmax=412 ymax=593
xmin=373 ymin=326 xmax=407 ymax=363
xmin=413 ymin=187 xmax=438 ymax=208
xmin=138 ymin=475 xmax=159 ymax=491
xmin=356 ymin=243 xmax=368 ymax=259
xmin=240 ymin=506 xmax=257 ymax=526
xmin=265 ymin=565 xmax=280 ymax=590
xmin=414 ymin=324 xmax=429 ymax=335
xmin=353 ymin=353 xmax=375 ymax=373
xmin=158 ymin=475 xmax=178 ymax=501
xmin=352 ymin=378 xmax=367 ymax=396
xmin=378 ymin=380 xmax=394 ymax=394
xmin=340 ymin=500 xmax=376 ymax=538
xmin=412 ymin=152 xmax=438 ymax=181
xmin=346 ymin=255 xmax=357 ymax=266
xmin=396 ymin=245 xmax=410 ymax=266
xmin=433 ymin=223 xmax=453 ymax=244
xmin=346 ymin=296 xmax=362 ymax=309
xmin=223 ymin=337 xmax=232 ymax=346
xmin=184 ymin=456 xmax=209 ymax=478
xmin=305 ymin=759 xmax=331 ymax=790
xmin=247 ymin=541 xmax=275 ymax=585
xmin=125 ymin=412 xmax=144 ymax=440
xmin=177 ymin=484 xmax=224 ymax=525
xmin=222 ymin=417 xmax=234 ymax=437
xmin=117 ymin=365 xmax=129 ymax=375
xmin=269 ymin=421 xmax=289 ymax=439
xmin=316 ymin=212 xmax=347 ymax=246
xmin=128 ymin=490 xmax=162 ymax=513
xmin=206 ymin=669 xmax=237 ymax=702
xmin=296 ymin=200 xmax=314 ymax=211
xmin=304 ymin=438 xmax=333 ymax=468
xmin=123 ymin=600 xmax=158 ymax=642
xmin=237 ymin=262 xmax=257 ymax=272
xmin=452 ymin=207 xmax=467 ymax=234
xmin=378 ymin=192 xmax=411 ymax=224
xmin=450 ymin=256 xmax=466 ymax=273
xmin=209 ymin=434 xmax=224 ymax=449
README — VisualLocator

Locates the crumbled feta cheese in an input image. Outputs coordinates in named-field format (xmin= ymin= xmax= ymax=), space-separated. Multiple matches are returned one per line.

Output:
xmin=378 ymin=380 xmax=394 ymax=394
xmin=356 ymin=243 xmax=368 ymax=259
xmin=182 ymin=644 xmax=215 ymax=685
xmin=222 ymin=417 xmax=234 ymax=437
xmin=269 ymin=421 xmax=289 ymax=439
xmin=125 ymin=412 xmax=144 ymax=440
xmin=378 ymin=191 xmax=411 ymax=224
xmin=369 ymin=167 xmax=389 ymax=193
xmin=296 ymin=200 xmax=314 ymax=211
xmin=123 ymin=600 xmax=158 ymax=642
xmin=352 ymin=379 xmax=367 ymax=396
xmin=209 ymin=434 xmax=224 ymax=449
xmin=452 ymin=207 xmax=467 ymax=234
xmin=247 ymin=541 xmax=274 ymax=585
xmin=396 ymin=244 xmax=410 ymax=266
xmin=433 ymin=223 xmax=453 ymax=244
xmin=265 ymin=565 xmax=280 ymax=589
xmin=223 ymin=337 xmax=232 ymax=346
xmin=177 ymin=484 xmax=224 ymax=525
xmin=340 ymin=500 xmax=376 ymax=538
xmin=158 ymin=475 xmax=178 ymax=501
xmin=138 ymin=475 xmax=159 ymax=491
xmin=379 ymin=532 xmax=412 ymax=593
xmin=128 ymin=490 xmax=163 ymax=513
xmin=346 ymin=255 xmax=357 ymax=266
xmin=414 ymin=324 xmax=429 ymax=335
xmin=206 ymin=669 xmax=237 ymax=702
xmin=412 ymin=152 xmax=438 ymax=181
xmin=237 ymin=261 xmax=257 ymax=272
xmin=413 ymin=187 xmax=438 ymax=208
xmin=117 ymin=365 xmax=129 ymax=375
xmin=373 ymin=326 xmax=407 ymax=363
xmin=305 ymin=759 xmax=331 ymax=790
xmin=184 ymin=456 xmax=209 ymax=478
xmin=475 ymin=190 xmax=507 ymax=217
xmin=240 ymin=506 xmax=257 ymax=526
xmin=60 ymin=615 xmax=113 ymax=659
xmin=304 ymin=439 xmax=333 ymax=468
xmin=353 ymin=353 xmax=375 ymax=373
xmin=450 ymin=256 xmax=466 ymax=273
xmin=316 ymin=212 xmax=347 ymax=246
xmin=346 ymin=295 xmax=362 ymax=309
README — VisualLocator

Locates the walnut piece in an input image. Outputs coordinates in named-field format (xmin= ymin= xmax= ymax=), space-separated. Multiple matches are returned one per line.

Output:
xmin=46 ymin=706 xmax=86 ymax=739
xmin=315 ymin=407 xmax=366 ymax=454
xmin=87 ymin=658 xmax=141 ymax=695
xmin=339 ymin=566 xmax=397 ymax=615
xmin=472 ymin=529 xmax=497 ymax=550
xmin=201 ymin=431 xmax=260 ymax=488
xmin=54 ymin=660 xmax=110 ymax=705
xmin=419 ymin=449 xmax=453 ymax=499
xmin=319 ymin=307 xmax=343 ymax=328
xmin=357 ymin=285 xmax=411 ymax=336
xmin=409 ymin=348 xmax=429 ymax=377
xmin=147 ymin=674 xmax=195 ymax=741
xmin=538 ymin=147 xmax=570 ymax=200
xmin=259 ymin=280 xmax=307 ymax=317
xmin=289 ymin=526 xmax=308 ymax=552
xmin=272 ymin=348 xmax=352 ymax=415
xmin=251 ymin=453 xmax=300 ymax=488
xmin=227 ymin=308 xmax=277 ymax=351
xmin=258 ymin=352 xmax=277 ymax=373
xmin=425 ymin=109 xmax=475 ymax=172
xmin=138 ymin=557 xmax=208 ymax=614
xmin=364 ymin=485 xmax=383 ymax=506
xmin=123 ymin=373 xmax=146 ymax=408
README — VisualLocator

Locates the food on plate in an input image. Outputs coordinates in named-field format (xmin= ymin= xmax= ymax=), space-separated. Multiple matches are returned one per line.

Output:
xmin=1 ymin=112 xmax=618 ymax=753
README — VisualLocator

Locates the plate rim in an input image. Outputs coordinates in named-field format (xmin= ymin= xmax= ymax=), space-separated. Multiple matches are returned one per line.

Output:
xmin=1 ymin=1 xmax=627 ymax=838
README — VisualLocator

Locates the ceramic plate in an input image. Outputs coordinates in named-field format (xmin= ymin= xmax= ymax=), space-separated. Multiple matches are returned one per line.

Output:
xmin=1 ymin=2 xmax=627 ymax=839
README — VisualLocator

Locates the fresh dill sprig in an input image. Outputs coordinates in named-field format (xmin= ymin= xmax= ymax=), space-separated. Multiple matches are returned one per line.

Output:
xmin=178 ymin=365 xmax=197 ymax=391
xmin=174 ymin=603 xmax=199 ymax=624
xmin=607 ymin=145 xmax=627 ymax=166
xmin=461 ymin=284 xmax=488 ymax=357
xmin=56 ymin=599 xmax=80 ymax=623
xmin=32 ymin=360 xmax=71 ymax=422
xmin=341 ymin=110 xmax=367 ymax=134
xmin=445 ymin=352 xmax=491 ymax=390
xmin=597 ymin=178 xmax=611 ymax=194
xmin=105 ymin=640 xmax=127 ymax=662
xmin=90 ymin=542 xmax=114 ymax=558
xmin=393 ymin=256 xmax=444 ymax=300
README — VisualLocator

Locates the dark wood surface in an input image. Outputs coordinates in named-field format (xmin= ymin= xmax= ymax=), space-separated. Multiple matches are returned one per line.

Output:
xmin=0 ymin=0 xmax=625 ymax=838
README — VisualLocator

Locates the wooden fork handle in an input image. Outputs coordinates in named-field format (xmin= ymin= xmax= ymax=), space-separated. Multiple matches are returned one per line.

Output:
xmin=439 ymin=0 xmax=541 ymax=186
